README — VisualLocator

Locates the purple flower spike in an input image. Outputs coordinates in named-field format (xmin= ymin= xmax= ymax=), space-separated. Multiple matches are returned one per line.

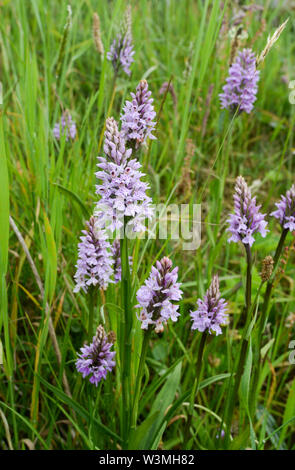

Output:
xmin=219 ymin=48 xmax=260 ymax=114
xmin=53 ymin=112 xmax=76 ymax=141
xmin=271 ymin=184 xmax=295 ymax=232
xmin=227 ymin=176 xmax=268 ymax=247
xmin=76 ymin=325 xmax=116 ymax=386
xmin=95 ymin=117 xmax=154 ymax=233
xmin=135 ymin=257 xmax=183 ymax=333
xmin=121 ymin=79 xmax=156 ymax=149
xmin=73 ymin=216 xmax=113 ymax=293
xmin=107 ymin=33 xmax=135 ymax=76
xmin=190 ymin=275 xmax=228 ymax=336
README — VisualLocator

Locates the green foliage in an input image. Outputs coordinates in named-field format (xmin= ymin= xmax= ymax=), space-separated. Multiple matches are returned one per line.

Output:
xmin=0 ymin=0 xmax=294 ymax=450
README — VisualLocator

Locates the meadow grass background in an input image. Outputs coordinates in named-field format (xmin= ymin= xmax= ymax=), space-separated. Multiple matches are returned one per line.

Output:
xmin=0 ymin=0 xmax=295 ymax=450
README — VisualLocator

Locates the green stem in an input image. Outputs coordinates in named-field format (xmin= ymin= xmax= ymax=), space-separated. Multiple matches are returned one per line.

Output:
xmin=87 ymin=286 xmax=95 ymax=342
xmin=9 ymin=379 xmax=18 ymax=448
xmin=131 ymin=329 xmax=151 ymax=430
xmin=250 ymin=229 xmax=288 ymax=419
xmin=222 ymin=243 xmax=252 ymax=447
xmin=258 ymin=229 xmax=288 ymax=338
xmin=184 ymin=331 xmax=208 ymax=447
xmin=240 ymin=244 xmax=252 ymax=325
xmin=120 ymin=231 xmax=132 ymax=449
xmin=245 ymin=244 xmax=252 ymax=315
xmin=182 ymin=329 xmax=199 ymax=392
xmin=223 ymin=338 xmax=248 ymax=448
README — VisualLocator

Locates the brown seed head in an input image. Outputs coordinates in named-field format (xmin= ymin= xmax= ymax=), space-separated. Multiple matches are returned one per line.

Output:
xmin=93 ymin=13 xmax=104 ymax=55
xmin=261 ymin=256 xmax=274 ymax=282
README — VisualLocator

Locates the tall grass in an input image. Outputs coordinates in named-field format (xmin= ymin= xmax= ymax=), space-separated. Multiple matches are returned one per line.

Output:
xmin=0 ymin=0 xmax=295 ymax=450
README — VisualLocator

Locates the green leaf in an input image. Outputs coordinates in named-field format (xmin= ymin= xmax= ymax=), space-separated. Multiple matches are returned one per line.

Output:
xmin=38 ymin=376 xmax=121 ymax=443
xmin=140 ymin=357 xmax=184 ymax=411
xmin=240 ymin=337 xmax=256 ymax=448
xmin=51 ymin=182 xmax=90 ymax=219
xmin=199 ymin=373 xmax=232 ymax=390
xmin=137 ymin=361 xmax=182 ymax=450
xmin=0 ymin=109 xmax=12 ymax=376
xmin=43 ymin=212 xmax=57 ymax=304
xmin=240 ymin=339 xmax=252 ymax=408
xmin=279 ymin=378 xmax=295 ymax=446
xmin=128 ymin=412 xmax=159 ymax=450
xmin=256 ymin=406 xmax=286 ymax=450
xmin=163 ymin=373 xmax=232 ymax=429
xmin=261 ymin=338 xmax=275 ymax=360
xmin=0 ymin=401 xmax=48 ymax=449
xmin=229 ymin=428 xmax=250 ymax=450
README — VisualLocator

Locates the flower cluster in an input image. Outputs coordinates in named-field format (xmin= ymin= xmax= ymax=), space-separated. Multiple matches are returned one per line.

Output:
xmin=271 ymin=184 xmax=295 ymax=232
xmin=121 ymin=79 xmax=156 ymax=148
xmin=73 ymin=216 xmax=113 ymax=293
xmin=107 ymin=6 xmax=134 ymax=76
xmin=95 ymin=117 xmax=153 ymax=233
xmin=53 ymin=112 xmax=76 ymax=141
xmin=190 ymin=275 xmax=228 ymax=336
xmin=219 ymin=48 xmax=260 ymax=114
xmin=76 ymin=325 xmax=116 ymax=386
xmin=136 ymin=257 xmax=182 ymax=333
xmin=107 ymin=33 xmax=135 ymax=76
xmin=227 ymin=176 xmax=268 ymax=247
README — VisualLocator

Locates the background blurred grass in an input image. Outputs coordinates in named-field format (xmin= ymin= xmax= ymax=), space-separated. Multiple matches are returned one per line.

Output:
xmin=0 ymin=0 xmax=295 ymax=450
